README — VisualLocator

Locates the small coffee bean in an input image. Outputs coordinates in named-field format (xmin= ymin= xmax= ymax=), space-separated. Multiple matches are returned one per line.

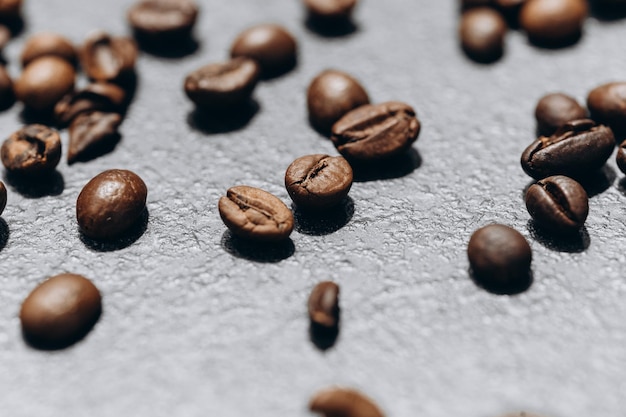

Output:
xmin=20 ymin=32 xmax=77 ymax=67
xmin=81 ymin=32 xmax=138 ymax=83
xmin=310 ymin=387 xmax=385 ymax=417
xmin=0 ymin=180 xmax=6 ymax=215
xmin=0 ymin=65 xmax=14 ymax=109
xmin=304 ymin=0 xmax=357 ymax=20
xmin=285 ymin=154 xmax=353 ymax=209
xmin=520 ymin=119 xmax=615 ymax=179
xmin=55 ymin=82 xmax=126 ymax=126
xmin=519 ymin=0 xmax=587 ymax=44
xmin=308 ymin=281 xmax=340 ymax=329
xmin=525 ymin=175 xmax=588 ymax=234
xmin=68 ymin=111 xmax=122 ymax=164
xmin=587 ymin=82 xmax=626 ymax=136
xmin=20 ymin=273 xmax=101 ymax=349
xmin=467 ymin=224 xmax=532 ymax=293
xmin=0 ymin=0 xmax=22 ymax=19
xmin=459 ymin=7 xmax=507 ymax=62
xmin=535 ymin=93 xmax=587 ymax=136
xmin=1 ymin=124 xmax=61 ymax=175
xmin=617 ymin=139 xmax=626 ymax=174
xmin=218 ymin=185 xmax=294 ymax=242
xmin=14 ymin=56 xmax=75 ymax=112
xmin=331 ymin=101 xmax=420 ymax=161
xmin=127 ymin=0 xmax=199 ymax=41
xmin=184 ymin=57 xmax=260 ymax=109
xmin=77 ymin=169 xmax=147 ymax=240
xmin=307 ymin=69 xmax=369 ymax=134
xmin=230 ymin=24 xmax=297 ymax=77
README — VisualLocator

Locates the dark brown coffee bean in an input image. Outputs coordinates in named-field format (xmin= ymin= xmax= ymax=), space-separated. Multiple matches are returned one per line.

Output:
xmin=520 ymin=119 xmax=615 ymax=179
xmin=535 ymin=93 xmax=587 ymax=136
xmin=218 ymin=185 xmax=294 ymax=242
xmin=304 ymin=0 xmax=357 ymax=20
xmin=21 ymin=32 xmax=77 ymax=67
xmin=20 ymin=273 xmax=101 ymax=349
xmin=14 ymin=56 xmax=75 ymax=112
xmin=307 ymin=69 xmax=369 ymax=134
xmin=55 ymin=82 xmax=126 ymax=126
xmin=184 ymin=57 xmax=260 ymax=109
xmin=230 ymin=24 xmax=297 ymax=77
xmin=68 ymin=111 xmax=122 ymax=164
xmin=80 ymin=32 xmax=137 ymax=83
xmin=519 ymin=0 xmax=587 ymax=44
xmin=285 ymin=154 xmax=353 ymax=209
xmin=0 ymin=65 xmax=14 ymax=109
xmin=525 ymin=175 xmax=588 ymax=234
xmin=1 ymin=125 xmax=61 ymax=175
xmin=0 ymin=180 xmax=6 ymax=215
xmin=587 ymin=82 xmax=626 ymax=137
xmin=128 ymin=0 xmax=198 ymax=41
xmin=459 ymin=7 xmax=507 ymax=62
xmin=467 ymin=224 xmax=532 ymax=293
xmin=331 ymin=101 xmax=420 ymax=161
xmin=77 ymin=169 xmax=147 ymax=240
xmin=617 ymin=139 xmax=626 ymax=174
xmin=310 ymin=387 xmax=385 ymax=417
xmin=308 ymin=281 xmax=340 ymax=328
xmin=0 ymin=0 xmax=22 ymax=19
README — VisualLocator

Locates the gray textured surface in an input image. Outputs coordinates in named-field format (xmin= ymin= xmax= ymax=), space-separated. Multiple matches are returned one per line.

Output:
xmin=0 ymin=0 xmax=625 ymax=416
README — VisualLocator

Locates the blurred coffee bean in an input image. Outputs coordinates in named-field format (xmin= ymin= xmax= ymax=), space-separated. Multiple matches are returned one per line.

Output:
xmin=21 ymin=32 xmax=77 ymax=67
xmin=304 ymin=0 xmax=357 ymax=20
xmin=520 ymin=0 xmax=587 ymax=45
xmin=459 ymin=7 xmax=507 ymax=62
xmin=587 ymin=82 xmax=626 ymax=137
xmin=1 ymin=124 xmax=62 ymax=175
xmin=308 ymin=281 xmax=340 ymax=329
xmin=127 ymin=0 xmax=198 ymax=42
xmin=14 ymin=56 xmax=75 ymax=112
xmin=55 ymin=82 xmax=126 ymax=126
xmin=0 ymin=0 xmax=22 ymax=19
xmin=0 ymin=65 xmax=14 ymax=109
xmin=310 ymin=387 xmax=385 ymax=417
xmin=230 ymin=24 xmax=297 ymax=77
xmin=81 ymin=32 xmax=137 ymax=83
xmin=535 ymin=92 xmax=587 ymax=136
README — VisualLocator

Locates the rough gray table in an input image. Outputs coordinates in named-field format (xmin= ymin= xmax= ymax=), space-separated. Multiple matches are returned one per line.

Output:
xmin=1 ymin=1 xmax=625 ymax=416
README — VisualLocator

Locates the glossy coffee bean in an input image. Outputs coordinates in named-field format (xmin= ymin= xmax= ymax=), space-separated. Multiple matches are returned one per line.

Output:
xmin=77 ymin=169 xmax=147 ymax=240
xmin=310 ymin=387 xmax=385 ymax=417
xmin=307 ymin=69 xmax=369 ymax=134
xmin=0 ymin=180 xmax=6 ymax=215
xmin=525 ymin=175 xmax=588 ymax=233
xmin=14 ymin=56 xmax=75 ymax=112
xmin=81 ymin=32 xmax=137 ymax=83
xmin=520 ymin=0 xmax=587 ymax=44
xmin=617 ymin=139 xmax=626 ymax=174
xmin=331 ymin=101 xmax=420 ymax=161
xmin=218 ymin=185 xmax=294 ymax=242
xmin=304 ymin=0 xmax=357 ymax=20
xmin=467 ymin=224 xmax=532 ymax=293
xmin=1 ymin=125 xmax=61 ymax=175
xmin=21 ymin=32 xmax=77 ymax=67
xmin=184 ymin=57 xmax=260 ymax=109
xmin=55 ymin=82 xmax=126 ymax=126
xmin=459 ymin=7 xmax=507 ymax=62
xmin=127 ymin=0 xmax=199 ymax=41
xmin=20 ymin=273 xmax=101 ymax=349
xmin=0 ymin=65 xmax=14 ymax=109
xmin=587 ymin=82 xmax=626 ymax=136
xmin=285 ymin=154 xmax=353 ymax=209
xmin=230 ymin=24 xmax=297 ymax=77
xmin=308 ymin=281 xmax=340 ymax=329
xmin=68 ymin=111 xmax=122 ymax=164
xmin=535 ymin=93 xmax=587 ymax=136
xmin=521 ymin=119 xmax=615 ymax=179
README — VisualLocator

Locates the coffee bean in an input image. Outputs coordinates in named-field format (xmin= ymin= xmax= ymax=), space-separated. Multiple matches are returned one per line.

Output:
xmin=331 ymin=101 xmax=420 ymax=161
xmin=459 ymin=7 xmax=507 ymax=62
xmin=184 ymin=57 xmax=260 ymax=109
xmin=535 ymin=93 xmax=587 ymax=136
xmin=55 ymin=82 xmax=126 ymax=126
xmin=308 ymin=281 xmax=340 ymax=328
xmin=0 ymin=25 xmax=11 ymax=50
xmin=68 ymin=111 xmax=122 ymax=164
xmin=230 ymin=24 xmax=297 ymax=77
xmin=0 ymin=65 xmax=14 ymax=109
xmin=127 ymin=0 xmax=199 ymax=42
xmin=520 ymin=119 xmax=615 ymax=179
xmin=285 ymin=154 xmax=353 ymax=209
xmin=14 ymin=56 xmax=75 ymax=112
xmin=519 ymin=0 xmax=587 ymax=44
xmin=0 ymin=0 xmax=22 ymax=19
xmin=77 ymin=169 xmax=147 ymax=240
xmin=0 ymin=180 xmax=6 ymax=215
xmin=525 ymin=175 xmax=588 ymax=234
xmin=218 ymin=185 xmax=294 ymax=242
xmin=20 ymin=273 xmax=101 ymax=349
xmin=21 ymin=32 xmax=77 ymax=67
xmin=1 ymin=124 xmax=61 ymax=175
xmin=587 ymin=82 xmax=626 ymax=137
xmin=304 ymin=0 xmax=357 ymax=20
xmin=617 ymin=139 xmax=626 ymax=174
xmin=307 ymin=69 xmax=369 ymax=134
xmin=81 ymin=32 xmax=137 ymax=83
xmin=467 ymin=224 xmax=532 ymax=293
xmin=310 ymin=387 xmax=385 ymax=417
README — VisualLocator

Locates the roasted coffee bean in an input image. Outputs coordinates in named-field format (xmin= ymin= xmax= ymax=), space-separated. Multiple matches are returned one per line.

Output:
xmin=304 ymin=0 xmax=357 ymax=20
xmin=68 ymin=111 xmax=122 ymax=164
xmin=310 ymin=387 xmax=385 ymax=417
xmin=1 ymin=125 xmax=61 ymax=175
xmin=0 ymin=65 xmax=14 ymax=109
xmin=128 ymin=0 xmax=198 ymax=41
xmin=307 ymin=69 xmax=369 ymax=134
xmin=21 ymin=32 xmax=77 ymax=67
xmin=308 ymin=281 xmax=340 ymax=328
xmin=617 ymin=139 xmax=626 ymax=174
xmin=587 ymin=82 xmax=626 ymax=136
xmin=14 ymin=56 xmax=75 ymax=112
xmin=81 ymin=32 xmax=137 ymax=83
xmin=331 ymin=101 xmax=420 ymax=161
xmin=535 ymin=93 xmax=587 ymax=136
xmin=467 ymin=224 xmax=532 ymax=293
xmin=0 ymin=180 xmax=6 ymax=215
xmin=459 ymin=7 xmax=507 ymax=62
xmin=519 ymin=0 xmax=587 ymax=44
xmin=184 ymin=57 xmax=260 ymax=109
xmin=218 ymin=185 xmax=294 ymax=242
xmin=520 ymin=119 xmax=615 ymax=179
xmin=525 ymin=175 xmax=588 ymax=234
xmin=230 ymin=24 xmax=297 ymax=77
xmin=77 ymin=169 xmax=147 ymax=240
xmin=55 ymin=82 xmax=126 ymax=126
xmin=20 ymin=273 xmax=101 ymax=349
xmin=0 ymin=0 xmax=22 ymax=19
xmin=285 ymin=154 xmax=353 ymax=209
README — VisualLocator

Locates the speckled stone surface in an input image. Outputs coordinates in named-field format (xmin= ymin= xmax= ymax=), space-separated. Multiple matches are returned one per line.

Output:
xmin=1 ymin=1 xmax=626 ymax=416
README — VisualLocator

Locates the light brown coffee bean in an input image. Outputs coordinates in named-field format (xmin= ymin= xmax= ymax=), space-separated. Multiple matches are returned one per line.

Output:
xmin=310 ymin=387 xmax=385 ymax=417
xmin=1 ymin=124 xmax=62 ymax=175
xmin=81 ymin=32 xmax=137 ymax=83
xmin=21 ymin=32 xmax=77 ymax=67
xmin=308 ymin=281 xmax=340 ymax=328
xmin=14 ymin=56 xmax=75 ymax=112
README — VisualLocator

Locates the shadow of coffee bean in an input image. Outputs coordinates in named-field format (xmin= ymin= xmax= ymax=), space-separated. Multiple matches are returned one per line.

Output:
xmin=352 ymin=148 xmax=422 ymax=182
xmin=293 ymin=197 xmax=354 ymax=236
xmin=79 ymin=208 xmax=149 ymax=252
xmin=304 ymin=15 xmax=358 ymax=38
xmin=0 ymin=218 xmax=8 ymax=252
xmin=527 ymin=219 xmax=590 ymax=253
xmin=4 ymin=170 xmax=64 ymax=198
xmin=527 ymin=30 xmax=582 ymax=50
xmin=220 ymin=230 xmax=295 ymax=263
xmin=187 ymin=99 xmax=260 ymax=135
xmin=309 ymin=323 xmax=339 ymax=351
xmin=589 ymin=1 xmax=626 ymax=21
xmin=134 ymin=33 xmax=199 ymax=58
xmin=469 ymin=267 xmax=533 ymax=295
xmin=577 ymin=165 xmax=616 ymax=198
